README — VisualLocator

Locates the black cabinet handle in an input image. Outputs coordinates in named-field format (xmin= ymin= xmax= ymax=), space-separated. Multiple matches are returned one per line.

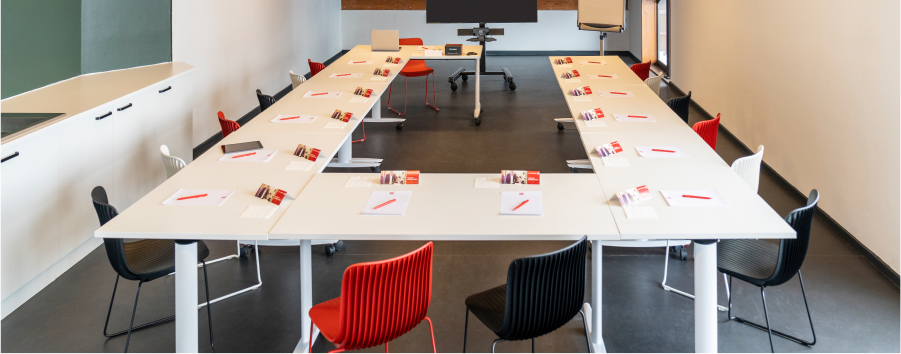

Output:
xmin=159 ymin=86 xmax=172 ymax=93
xmin=96 ymin=111 xmax=113 ymax=120
xmin=117 ymin=103 xmax=133 ymax=111
xmin=2 ymin=152 xmax=19 ymax=163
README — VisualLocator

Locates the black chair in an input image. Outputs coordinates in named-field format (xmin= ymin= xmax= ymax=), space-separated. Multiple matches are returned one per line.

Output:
xmin=719 ymin=190 xmax=819 ymax=353
xmin=667 ymin=91 xmax=692 ymax=124
xmin=463 ymin=236 xmax=590 ymax=353
xmin=256 ymin=89 xmax=276 ymax=112
xmin=92 ymin=186 xmax=215 ymax=352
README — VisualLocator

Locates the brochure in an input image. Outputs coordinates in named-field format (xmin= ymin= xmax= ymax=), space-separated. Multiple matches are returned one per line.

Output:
xmin=616 ymin=185 xmax=652 ymax=206
xmin=379 ymin=170 xmax=420 ymax=185
xmin=581 ymin=108 xmax=605 ymax=121
xmin=596 ymin=141 xmax=624 ymax=157
xmin=254 ymin=183 xmax=288 ymax=205
xmin=330 ymin=109 xmax=353 ymax=122
xmin=500 ymin=170 xmax=540 ymax=185
xmin=293 ymin=144 xmax=321 ymax=161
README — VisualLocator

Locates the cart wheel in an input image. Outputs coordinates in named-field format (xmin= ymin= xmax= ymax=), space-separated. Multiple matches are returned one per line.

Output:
xmin=570 ymin=167 xmax=578 ymax=173
xmin=474 ymin=118 xmax=481 ymax=126
xmin=557 ymin=122 xmax=564 ymax=131
xmin=680 ymin=247 xmax=688 ymax=261
xmin=396 ymin=122 xmax=403 ymax=130
xmin=370 ymin=166 xmax=380 ymax=173
xmin=239 ymin=245 xmax=248 ymax=258
xmin=462 ymin=74 xmax=468 ymax=81
xmin=451 ymin=82 xmax=458 ymax=91
xmin=334 ymin=240 xmax=345 ymax=251
xmin=325 ymin=244 xmax=336 ymax=257
xmin=509 ymin=82 xmax=516 ymax=90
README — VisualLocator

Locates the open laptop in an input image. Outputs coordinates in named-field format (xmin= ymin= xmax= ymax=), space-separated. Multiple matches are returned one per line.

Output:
xmin=371 ymin=30 xmax=400 ymax=52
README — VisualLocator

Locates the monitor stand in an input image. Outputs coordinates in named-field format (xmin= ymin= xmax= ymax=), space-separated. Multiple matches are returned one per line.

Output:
xmin=449 ymin=23 xmax=516 ymax=91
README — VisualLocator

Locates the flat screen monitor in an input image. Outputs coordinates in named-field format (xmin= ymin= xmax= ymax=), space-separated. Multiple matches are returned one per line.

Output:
xmin=426 ymin=0 xmax=538 ymax=24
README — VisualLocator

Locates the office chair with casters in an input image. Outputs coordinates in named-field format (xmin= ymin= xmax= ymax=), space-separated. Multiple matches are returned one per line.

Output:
xmin=159 ymin=145 xmax=186 ymax=179
xmin=463 ymin=237 xmax=591 ymax=353
xmin=309 ymin=242 xmax=435 ymax=353
xmin=388 ymin=38 xmax=439 ymax=116
xmin=693 ymin=113 xmax=721 ymax=150
xmin=92 ymin=186 xmax=214 ymax=353
xmin=308 ymin=59 xmax=325 ymax=77
xmin=256 ymin=89 xmax=276 ymax=112
xmin=630 ymin=61 xmax=652 ymax=81
xmin=667 ymin=91 xmax=692 ymax=124
xmin=721 ymin=190 xmax=820 ymax=353
xmin=289 ymin=70 xmax=307 ymax=89
xmin=217 ymin=111 xmax=240 ymax=138
xmin=644 ymin=74 xmax=663 ymax=96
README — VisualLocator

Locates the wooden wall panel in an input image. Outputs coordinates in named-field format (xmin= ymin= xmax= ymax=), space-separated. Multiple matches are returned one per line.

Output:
xmin=342 ymin=0 xmax=577 ymax=11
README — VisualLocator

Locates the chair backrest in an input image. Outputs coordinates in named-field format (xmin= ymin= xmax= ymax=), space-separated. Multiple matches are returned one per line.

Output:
xmin=667 ymin=91 xmax=691 ymax=124
xmin=160 ymin=145 xmax=187 ymax=179
xmin=91 ymin=186 xmax=139 ymax=281
xmin=217 ymin=111 xmax=240 ymax=138
xmin=497 ymin=236 xmax=588 ymax=341
xmin=630 ymin=61 xmax=652 ymax=81
xmin=332 ymin=242 xmax=434 ymax=351
xmin=308 ymin=59 xmax=325 ymax=77
xmin=399 ymin=37 xmax=424 ymax=46
xmin=731 ymin=145 xmax=764 ymax=193
xmin=769 ymin=190 xmax=819 ymax=286
xmin=644 ymin=74 xmax=663 ymax=96
xmin=289 ymin=70 xmax=306 ymax=89
xmin=256 ymin=89 xmax=276 ymax=112
xmin=692 ymin=113 xmax=720 ymax=150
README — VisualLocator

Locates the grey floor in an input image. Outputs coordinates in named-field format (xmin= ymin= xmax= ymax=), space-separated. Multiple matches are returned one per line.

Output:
xmin=2 ymin=55 xmax=898 ymax=353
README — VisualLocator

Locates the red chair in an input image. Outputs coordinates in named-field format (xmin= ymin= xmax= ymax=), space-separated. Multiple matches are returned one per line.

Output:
xmin=630 ymin=61 xmax=652 ymax=81
xmin=309 ymin=242 xmax=436 ymax=353
xmin=388 ymin=38 xmax=439 ymax=116
xmin=693 ymin=113 xmax=721 ymax=150
xmin=217 ymin=111 xmax=240 ymax=138
xmin=309 ymin=59 xmax=325 ymax=77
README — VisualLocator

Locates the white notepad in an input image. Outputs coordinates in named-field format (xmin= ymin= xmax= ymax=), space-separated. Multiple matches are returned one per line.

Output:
xmin=349 ymin=96 xmax=370 ymax=103
xmin=573 ymin=95 xmax=592 ymax=102
xmin=370 ymin=77 xmax=388 ymax=81
xmin=329 ymin=73 xmax=363 ymax=78
xmin=613 ymin=114 xmax=656 ymax=122
xmin=285 ymin=160 xmax=315 ymax=171
xmin=219 ymin=150 xmax=277 ymax=162
xmin=635 ymin=146 xmax=689 ymax=158
xmin=565 ymin=79 xmax=582 ymax=83
xmin=623 ymin=206 xmax=658 ymax=219
xmin=500 ymin=191 xmax=543 ymax=216
xmin=598 ymin=91 xmax=635 ymax=97
xmin=303 ymin=91 xmax=342 ymax=98
xmin=240 ymin=205 xmax=279 ymax=219
xmin=271 ymin=114 xmax=316 ymax=123
xmin=660 ymin=190 xmax=728 ymax=207
xmin=345 ymin=176 xmax=373 ymax=187
xmin=324 ymin=121 xmax=348 ymax=129
xmin=584 ymin=120 xmax=607 ymax=127
xmin=362 ymin=191 xmax=412 ymax=215
xmin=474 ymin=177 xmax=500 ymax=188
xmin=384 ymin=63 xmax=398 ymax=68
xmin=162 ymin=189 xmax=234 ymax=206
xmin=601 ymin=157 xmax=629 ymax=166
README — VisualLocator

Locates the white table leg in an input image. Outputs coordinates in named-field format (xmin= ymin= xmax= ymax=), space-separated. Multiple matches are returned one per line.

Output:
xmin=363 ymin=97 xmax=404 ymax=124
xmin=581 ymin=241 xmax=606 ymax=353
xmin=694 ymin=241 xmax=718 ymax=353
xmin=328 ymin=134 xmax=382 ymax=169
xmin=474 ymin=57 xmax=481 ymax=119
xmin=175 ymin=241 xmax=199 ymax=353
xmin=294 ymin=240 xmax=314 ymax=353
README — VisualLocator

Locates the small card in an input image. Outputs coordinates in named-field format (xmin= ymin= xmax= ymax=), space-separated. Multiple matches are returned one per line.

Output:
xmin=345 ymin=176 xmax=373 ymax=187
xmin=635 ymin=146 xmax=689 ymax=158
xmin=370 ymin=77 xmax=388 ymax=81
xmin=162 ymin=189 xmax=234 ymax=206
xmin=349 ymin=96 xmax=369 ymax=103
xmin=293 ymin=144 xmax=321 ymax=161
xmin=501 ymin=170 xmax=540 ymax=184
xmin=562 ymin=70 xmax=581 ymax=79
xmin=553 ymin=57 xmax=574 ymax=65
xmin=601 ymin=157 xmax=630 ymax=166
xmin=581 ymin=108 xmax=604 ymax=121
xmin=330 ymin=110 xmax=354 ymax=122
xmin=329 ymin=73 xmax=363 ymax=78
xmin=372 ymin=68 xmax=391 ymax=77
xmin=324 ymin=121 xmax=348 ymax=129
xmin=304 ymin=91 xmax=342 ymax=98
xmin=285 ymin=160 xmax=315 ymax=171
xmin=424 ymin=50 xmax=443 ymax=57
xmin=613 ymin=114 xmax=656 ymax=122
xmin=384 ymin=63 xmax=399 ymax=68
xmin=362 ymin=191 xmax=412 ymax=215
xmin=616 ymin=185 xmax=652 ymax=206
xmin=595 ymin=141 xmax=624 ymax=157
xmin=380 ymin=170 xmax=420 ymax=185
xmin=585 ymin=120 xmax=607 ymax=127
xmin=271 ymin=114 xmax=316 ymax=123
xmin=240 ymin=205 xmax=279 ymax=219
xmin=598 ymin=91 xmax=635 ymax=97
xmin=578 ymin=60 xmax=606 ymax=65
xmin=255 ymin=183 xmax=288 ymax=205
xmin=474 ymin=177 xmax=500 ymax=188
xmin=219 ymin=150 xmax=277 ymax=162
xmin=385 ymin=56 xmax=403 ymax=64
xmin=571 ymin=86 xmax=593 ymax=96
xmin=353 ymin=86 xmax=374 ymax=97
xmin=348 ymin=60 xmax=374 ymax=65
xmin=501 ymin=191 xmax=544 ymax=216
xmin=660 ymin=190 xmax=728 ymax=207
xmin=623 ymin=206 xmax=658 ymax=219
xmin=587 ymin=74 xmax=618 ymax=80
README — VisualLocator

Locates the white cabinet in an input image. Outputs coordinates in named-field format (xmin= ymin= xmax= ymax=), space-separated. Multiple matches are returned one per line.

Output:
xmin=1 ymin=129 xmax=61 ymax=300
xmin=112 ymin=91 xmax=166 ymax=210
xmin=153 ymin=76 xmax=194 ymax=164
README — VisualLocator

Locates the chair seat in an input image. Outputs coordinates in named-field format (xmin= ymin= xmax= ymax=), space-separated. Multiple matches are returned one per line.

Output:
xmin=717 ymin=239 xmax=778 ymax=286
xmin=399 ymin=60 xmax=434 ymax=77
xmin=124 ymin=240 xmax=210 ymax=281
xmin=465 ymin=284 xmax=506 ymax=334
xmin=309 ymin=297 xmax=343 ymax=344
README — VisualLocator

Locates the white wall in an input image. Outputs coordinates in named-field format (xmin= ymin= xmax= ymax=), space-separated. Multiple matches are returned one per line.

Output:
xmin=341 ymin=10 xmax=632 ymax=52
xmin=173 ymin=0 xmax=342 ymax=146
xmin=671 ymin=0 xmax=900 ymax=271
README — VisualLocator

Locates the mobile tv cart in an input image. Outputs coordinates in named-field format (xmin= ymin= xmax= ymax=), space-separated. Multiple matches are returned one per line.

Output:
xmin=449 ymin=23 xmax=516 ymax=91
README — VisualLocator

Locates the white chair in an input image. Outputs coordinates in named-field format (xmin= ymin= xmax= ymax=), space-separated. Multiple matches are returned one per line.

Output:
xmin=159 ymin=145 xmax=186 ymax=179
xmin=289 ymin=70 xmax=306 ymax=89
xmin=645 ymin=74 xmax=663 ymax=96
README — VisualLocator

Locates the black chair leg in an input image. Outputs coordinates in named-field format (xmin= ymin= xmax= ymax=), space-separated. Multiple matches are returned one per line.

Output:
xmin=797 ymin=271 xmax=817 ymax=345
xmin=491 ymin=339 xmax=505 ymax=353
xmin=124 ymin=281 xmax=144 ymax=352
xmin=103 ymin=275 xmax=121 ymax=337
xmin=531 ymin=337 xmax=534 ymax=353
xmin=579 ymin=309 xmax=592 ymax=353
xmin=760 ymin=287 xmax=775 ymax=353
xmin=727 ymin=275 xmax=733 ymax=319
xmin=104 ymin=275 xmax=174 ymax=338
xmin=463 ymin=307 xmax=470 ymax=352
xmin=729 ymin=273 xmax=816 ymax=348
xmin=202 ymin=261 xmax=214 ymax=352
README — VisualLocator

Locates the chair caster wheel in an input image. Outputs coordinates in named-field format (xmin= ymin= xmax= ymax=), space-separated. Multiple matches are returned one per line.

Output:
xmin=462 ymin=74 xmax=468 ymax=81
xmin=239 ymin=245 xmax=248 ymax=258
xmin=325 ymin=244 xmax=336 ymax=257
xmin=334 ymin=240 xmax=345 ymax=251
xmin=509 ymin=82 xmax=516 ymax=90
xmin=570 ymin=167 xmax=578 ymax=173
xmin=680 ymin=247 xmax=688 ymax=261
xmin=396 ymin=122 xmax=403 ymax=130
xmin=474 ymin=118 xmax=481 ymax=126
xmin=451 ymin=82 xmax=458 ymax=91
xmin=370 ymin=166 xmax=381 ymax=173
xmin=557 ymin=122 xmax=564 ymax=130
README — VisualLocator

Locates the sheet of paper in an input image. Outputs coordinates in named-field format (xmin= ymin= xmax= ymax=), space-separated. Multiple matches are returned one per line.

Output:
xmin=598 ymin=91 xmax=635 ymax=97
xmin=347 ymin=60 xmax=374 ymax=65
xmin=362 ymin=191 xmax=412 ymax=215
xmin=587 ymin=74 xmax=618 ymax=80
xmin=424 ymin=50 xmax=443 ymax=57
xmin=474 ymin=177 xmax=500 ymax=188
xmin=500 ymin=191 xmax=544 ymax=216
xmin=585 ymin=120 xmax=607 ymax=127
xmin=573 ymin=95 xmax=592 ymax=102
xmin=219 ymin=150 xmax=277 ymax=162
xmin=556 ymin=64 xmax=573 ymax=68
xmin=613 ymin=114 xmax=657 ymax=122
xmin=660 ymin=190 xmax=728 ymax=207
xmin=370 ymin=77 xmax=387 ymax=81
xmin=384 ymin=63 xmax=398 ymax=68
xmin=162 ymin=189 xmax=234 ymax=206
xmin=324 ymin=121 xmax=348 ymax=129
xmin=564 ymin=78 xmax=582 ymax=83
xmin=285 ymin=160 xmax=315 ymax=171
xmin=601 ymin=157 xmax=630 ymax=166
xmin=635 ymin=146 xmax=689 ymax=158
xmin=329 ymin=73 xmax=363 ymax=78
xmin=271 ymin=114 xmax=316 ymax=123
xmin=240 ymin=205 xmax=279 ymax=219
xmin=623 ymin=206 xmax=658 ymax=219
xmin=349 ymin=96 xmax=370 ymax=103
xmin=345 ymin=176 xmax=373 ymax=187
xmin=578 ymin=60 xmax=606 ymax=65
xmin=303 ymin=91 xmax=342 ymax=98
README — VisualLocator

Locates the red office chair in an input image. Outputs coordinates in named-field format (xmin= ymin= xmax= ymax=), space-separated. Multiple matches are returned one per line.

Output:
xmin=217 ymin=111 xmax=240 ymax=138
xmin=309 ymin=59 xmax=325 ymax=77
xmin=693 ymin=113 xmax=721 ymax=150
xmin=309 ymin=242 xmax=436 ymax=353
xmin=388 ymin=38 xmax=439 ymax=116
xmin=630 ymin=61 xmax=652 ymax=81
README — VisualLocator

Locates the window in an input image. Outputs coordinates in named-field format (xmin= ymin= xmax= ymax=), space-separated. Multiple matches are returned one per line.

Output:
xmin=657 ymin=0 xmax=668 ymax=66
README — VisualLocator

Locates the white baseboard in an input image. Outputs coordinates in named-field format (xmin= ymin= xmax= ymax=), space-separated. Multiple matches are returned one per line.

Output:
xmin=1 ymin=237 xmax=103 ymax=319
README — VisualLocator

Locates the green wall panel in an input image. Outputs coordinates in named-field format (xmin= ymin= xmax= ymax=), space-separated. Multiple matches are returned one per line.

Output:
xmin=81 ymin=0 xmax=171 ymax=74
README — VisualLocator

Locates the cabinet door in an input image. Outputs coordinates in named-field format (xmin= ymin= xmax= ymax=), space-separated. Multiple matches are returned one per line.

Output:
xmin=113 ymin=91 xmax=166 ymax=209
xmin=154 ymin=74 xmax=194 ymax=164
xmin=58 ymin=107 xmax=115 ymax=257
xmin=1 ymin=130 xmax=61 ymax=300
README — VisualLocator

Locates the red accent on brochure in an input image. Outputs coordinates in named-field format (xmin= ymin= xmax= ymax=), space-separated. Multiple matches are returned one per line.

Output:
xmin=637 ymin=185 xmax=651 ymax=199
xmin=294 ymin=144 xmax=321 ymax=162
xmin=255 ymin=183 xmax=288 ymax=205
xmin=582 ymin=86 xmax=593 ymax=95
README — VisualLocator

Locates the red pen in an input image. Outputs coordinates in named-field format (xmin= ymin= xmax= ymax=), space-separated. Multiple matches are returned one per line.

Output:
xmin=588 ymin=61 xmax=602 ymax=64
xmin=352 ymin=61 xmax=366 ymax=63
xmin=177 ymin=194 xmax=207 ymax=201
xmin=512 ymin=199 xmax=530 ymax=211
xmin=373 ymin=199 xmax=396 ymax=210
xmin=598 ymin=75 xmax=613 ymax=78
xmin=232 ymin=152 xmax=257 ymax=158
xmin=336 ymin=74 xmax=351 ymax=77
xmin=628 ymin=115 xmax=647 ymax=118
xmin=652 ymin=149 xmax=676 ymax=153
xmin=682 ymin=195 xmax=711 ymax=200
xmin=279 ymin=116 xmax=301 ymax=120
xmin=610 ymin=92 xmax=628 ymax=95
xmin=311 ymin=92 xmax=328 ymax=96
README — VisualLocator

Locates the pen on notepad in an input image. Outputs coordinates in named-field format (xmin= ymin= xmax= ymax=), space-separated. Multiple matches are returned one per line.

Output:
xmin=652 ymin=149 xmax=676 ymax=153
xmin=610 ymin=92 xmax=628 ymax=95
xmin=598 ymin=75 xmax=613 ymax=78
xmin=352 ymin=61 xmax=366 ymax=63
xmin=682 ymin=195 xmax=711 ymax=200
xmin=311 ymin=92 xmax=328 ymax=96
xmin=373 ymin=199 xmax=396 ymax=210
xmin=628 ymin=115 xmax=647 ymax=118
xmin=513 ymin=200 xmax=530 ymax=211
xmin=279 ymin=116 xmax=301 ymax=120
xmin=588 ymin=61 xmax=602 ymax=64
xmin=177 ymin=194 xmax=207 ymax=201
xmin=336 ymin=74 xmax=351 ymax=77
xmin=232 ymin=152 xmax=257 ymax=158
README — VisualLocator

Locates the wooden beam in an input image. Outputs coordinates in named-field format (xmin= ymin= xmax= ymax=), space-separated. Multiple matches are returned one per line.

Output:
xmin=640 ymin=0 xmax=657 ymax=63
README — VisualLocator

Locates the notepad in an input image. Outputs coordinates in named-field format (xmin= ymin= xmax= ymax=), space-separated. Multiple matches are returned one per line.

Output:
xmin=601 ymin=157 xmax=629 ymax=166
xmin=285 ymin=160 xmax=315 ymax=171
xmin=362 ymin=191 xmax=412 ymax=215
xmin=349 ymin=96 xmax=370 ymax=103
xmin=324 ymin=121 xmax=348 ymax=129
xmin=613 ymin=114 xmax=656 ymax=122
xmin=501 ymin=191 xmax=543 ymax=216
xmin=635 ymin=146 xmax=689 ymax=158
xmin=565 ymin=79 xmax=582 ymax=83
xmin=474 ymin=177 xmax=500 ymax=188
xmin=271 ymin=114 xmax=316 ymax=123
xmin=623 ymin=206 xmax=658 ymax=219
xmin=329 ymin=73 xmax=363 ymax=78
xmin=587 ymin=74 xmax=618 ymax=79
xmin=370 ymin=77 xmax=388 ymax=81
xmin=345 ymin=176 xmax=374 ymax=187
xmin=240 ymin=205 xmax=279 ymax=219
xmin=303 ymin=91 xmax=342 ymax=98
xmin=660 ymin=190 xmax=728 ymax=207
xmin=573 ymin=96 xmax=592 ymax=102
xmin=219 ymin=150 xmax=277 ymax=162
xmin=585 ymin=120 xmax=607 ymax=127
xmin=162 ymin=189 xmax=234 ymax=206
xmin=599 ymin=91 xmax=635 ymax=97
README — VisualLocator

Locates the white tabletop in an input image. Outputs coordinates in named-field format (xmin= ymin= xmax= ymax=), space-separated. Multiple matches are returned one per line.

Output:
xmin=548 ymin=56 xmax=647 ymax=88
xmin=578 ymin=131 xmax=729 ymax=171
